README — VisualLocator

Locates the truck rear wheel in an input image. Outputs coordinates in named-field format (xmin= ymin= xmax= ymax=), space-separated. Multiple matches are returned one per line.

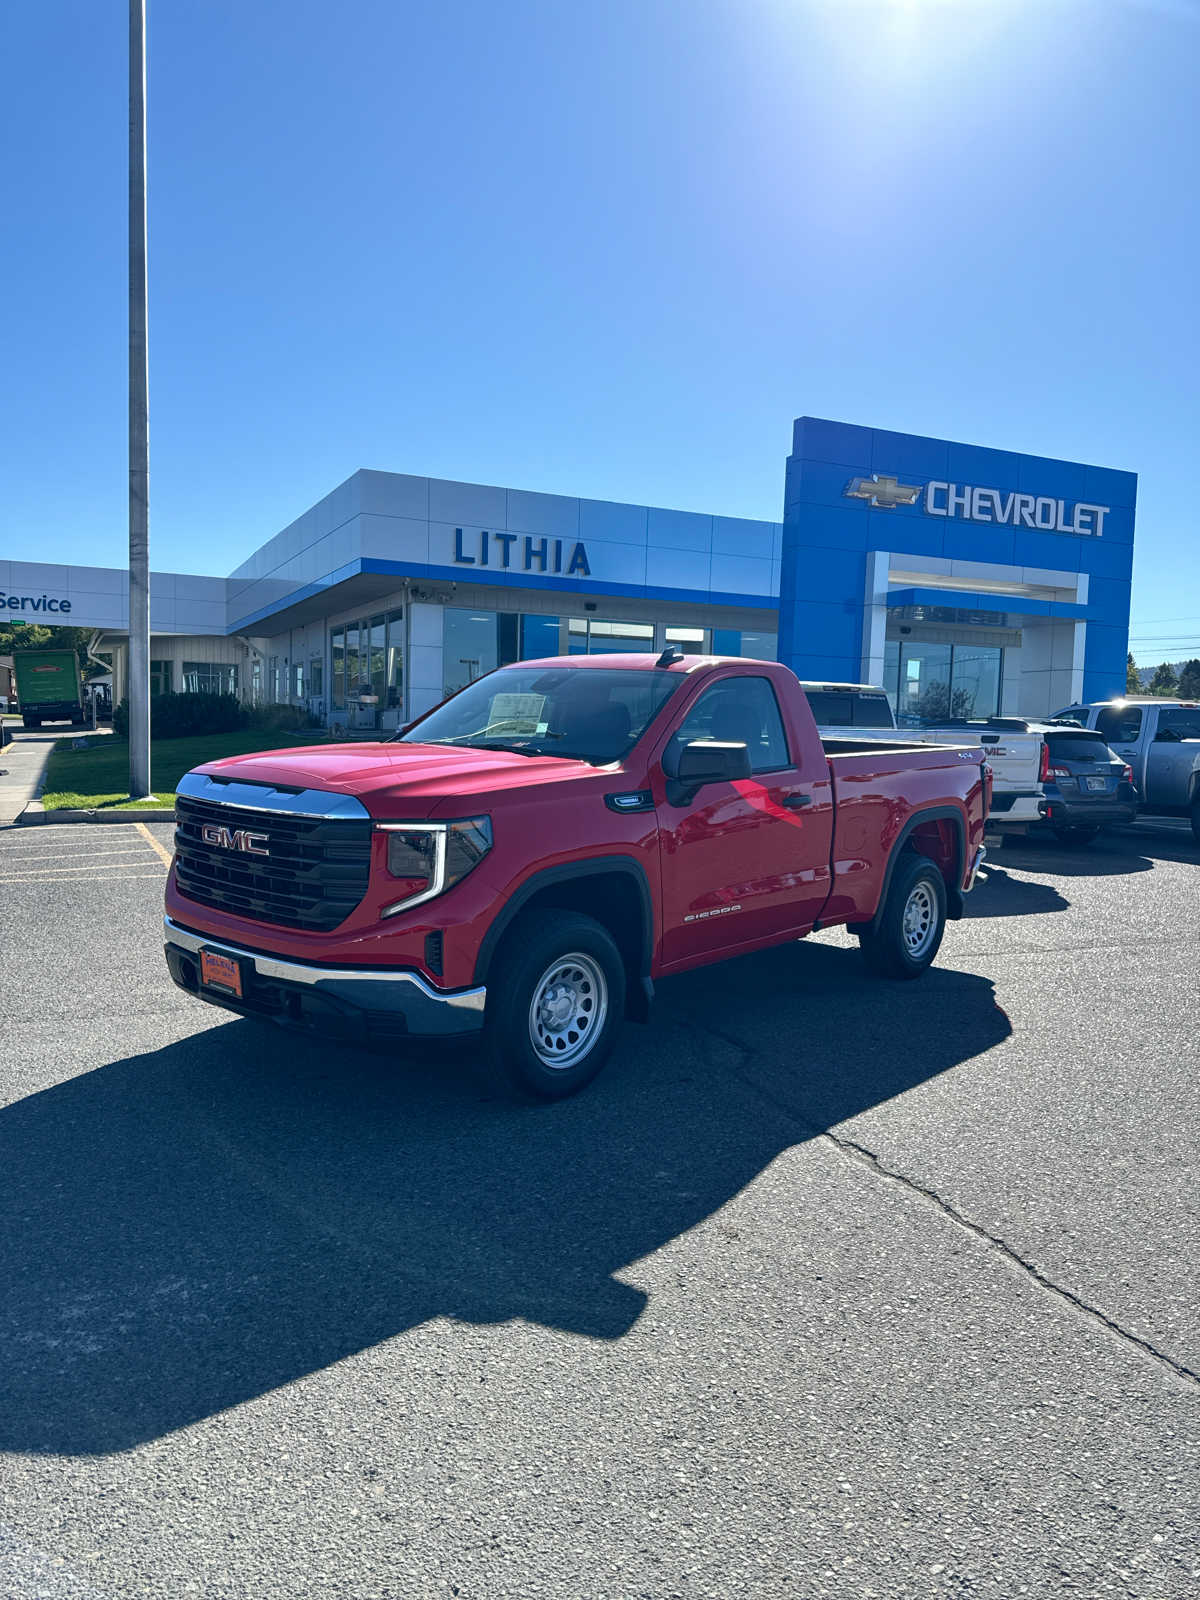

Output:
xmin=858 ymin=852 xmax=947 ymax=980
xmin=22 ymin=715 xmax=40 ymax=730
xmin=1191 ymin=796 xmax=1200 ymax=844
xmin=483 ymin=909 xmax=626 ymax=1100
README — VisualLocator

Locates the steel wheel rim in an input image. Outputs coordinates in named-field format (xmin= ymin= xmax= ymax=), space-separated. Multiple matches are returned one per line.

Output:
xmin=902 ymin=880 xmax=937 ymax=958
xmin=529 ymin=952 xmax=608 ymax=1069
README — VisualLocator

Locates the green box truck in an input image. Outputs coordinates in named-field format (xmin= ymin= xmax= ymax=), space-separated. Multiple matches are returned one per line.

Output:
xmin=14 ymin=649 xmax=86 ymax=729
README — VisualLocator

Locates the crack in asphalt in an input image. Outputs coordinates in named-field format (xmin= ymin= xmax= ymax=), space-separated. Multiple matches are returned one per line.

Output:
xmin=673 ymin=1014 xmax=1200 ymax=1394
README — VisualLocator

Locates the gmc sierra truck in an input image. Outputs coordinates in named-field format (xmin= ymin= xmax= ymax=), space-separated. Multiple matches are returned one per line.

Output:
xmin=163 ymin=653 xmax=990 ymax=1098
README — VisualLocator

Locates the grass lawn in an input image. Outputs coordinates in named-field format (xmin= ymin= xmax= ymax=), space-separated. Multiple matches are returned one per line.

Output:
xmin=41 ymin=729 xmax=323 ymax=810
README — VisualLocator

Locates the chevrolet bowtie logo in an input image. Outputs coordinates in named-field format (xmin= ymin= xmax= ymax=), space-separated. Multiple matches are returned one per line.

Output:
xmin=844 ymin=474 xmax=922 ymax=509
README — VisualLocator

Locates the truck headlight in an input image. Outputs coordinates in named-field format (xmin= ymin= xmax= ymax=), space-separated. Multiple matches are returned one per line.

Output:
xmin=378 ymin=817 xmax=492 ymax=918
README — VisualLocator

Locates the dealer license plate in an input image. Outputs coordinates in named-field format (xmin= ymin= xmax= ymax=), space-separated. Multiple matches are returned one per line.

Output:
xmin=200 ymin=949 xmax=244 ymax=997
xmin=1086 ymin=776 xmax=1108 ymax=792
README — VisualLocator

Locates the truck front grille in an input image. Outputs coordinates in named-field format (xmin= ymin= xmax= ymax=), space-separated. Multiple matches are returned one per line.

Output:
xmin=174 ymin=794 xmax=373 ymax=932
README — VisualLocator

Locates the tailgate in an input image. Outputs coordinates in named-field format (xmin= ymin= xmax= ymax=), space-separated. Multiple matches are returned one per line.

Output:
xmin=905 ymin=726 xmax=1041 ymax=794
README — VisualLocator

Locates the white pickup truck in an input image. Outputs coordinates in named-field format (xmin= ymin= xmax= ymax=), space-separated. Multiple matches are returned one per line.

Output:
xmin=1051 ymin=699 xmax=1200 ymax=841
xmin=801 ymin=682 xmax=1139 ymax=842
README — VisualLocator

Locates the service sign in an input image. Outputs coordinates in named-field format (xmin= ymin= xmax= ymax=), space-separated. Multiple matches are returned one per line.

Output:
xmin=0 ymin=589 xmax=72 ymax=614
xmin=844 ymin=474 xmax=1110 ymax=536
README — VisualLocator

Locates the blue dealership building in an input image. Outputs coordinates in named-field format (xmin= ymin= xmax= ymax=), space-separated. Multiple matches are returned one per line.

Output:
xmin=1 ymin=417 xmax=1135 ymax=729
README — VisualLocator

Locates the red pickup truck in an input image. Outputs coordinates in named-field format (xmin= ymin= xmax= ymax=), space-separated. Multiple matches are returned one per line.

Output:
xmin=164 ymin=653 xmax=989 ymax=1098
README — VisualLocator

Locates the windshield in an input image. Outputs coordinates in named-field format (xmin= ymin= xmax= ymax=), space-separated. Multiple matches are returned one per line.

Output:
xmin=399 ymin=665 xmax=683 ymax=765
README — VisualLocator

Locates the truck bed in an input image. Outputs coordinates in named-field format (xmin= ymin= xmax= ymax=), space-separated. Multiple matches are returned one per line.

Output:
xmin=821 ymin=736 xmax=978 ymax=759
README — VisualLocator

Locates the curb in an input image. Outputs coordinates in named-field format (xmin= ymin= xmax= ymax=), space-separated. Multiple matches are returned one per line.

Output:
xmin=18 ymin=804 xmax=176 ymax=825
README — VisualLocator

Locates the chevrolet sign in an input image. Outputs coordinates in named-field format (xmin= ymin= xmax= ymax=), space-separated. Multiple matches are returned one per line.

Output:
xmin=844 ymin=476 xmax=1110 ymax=536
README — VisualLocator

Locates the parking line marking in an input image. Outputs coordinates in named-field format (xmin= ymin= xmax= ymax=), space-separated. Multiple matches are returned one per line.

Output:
xmin=136 ymin=820 xmax=174 ymax=868
xmin=0 ymin=847 xmax=149 ymax=862
xmin=0 ymin=868 xmax=169 ymax=882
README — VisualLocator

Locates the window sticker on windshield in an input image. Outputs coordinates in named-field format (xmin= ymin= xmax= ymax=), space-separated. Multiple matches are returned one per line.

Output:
xmin=488 ymin=692 xmax=545 ymax=732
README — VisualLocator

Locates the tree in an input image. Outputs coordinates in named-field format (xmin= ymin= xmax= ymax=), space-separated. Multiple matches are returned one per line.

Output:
xmin=1126 ymin=652 xmax=1141 ymax=694
xmin=1150 ymin=661 xmax=1179 ymax=696
xmin=0 ymin=622 xmax=105 ymax=678
xmin=1177 ymin=659 xmax=1200 ymax=699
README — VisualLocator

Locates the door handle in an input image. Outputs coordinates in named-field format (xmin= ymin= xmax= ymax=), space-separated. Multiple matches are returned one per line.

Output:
xmin=782 ymin=793 xmax=812 ymax=809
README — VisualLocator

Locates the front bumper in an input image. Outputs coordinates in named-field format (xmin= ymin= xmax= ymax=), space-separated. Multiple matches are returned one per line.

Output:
xmin=164 ymin=916 xmax=486 ymax=1040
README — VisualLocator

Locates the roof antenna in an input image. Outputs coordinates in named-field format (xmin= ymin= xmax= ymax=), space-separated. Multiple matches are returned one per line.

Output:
xmin=655 ymin=644 xmax=685 ymax=667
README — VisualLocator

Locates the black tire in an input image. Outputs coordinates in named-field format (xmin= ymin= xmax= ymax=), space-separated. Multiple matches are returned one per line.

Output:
xmin=858 ymin=852 xmax=947 ymax=980
xmin=1191 ymin=796 xmax=1200 ymax=845
xmin=1053 ymin=826 xmax=1099 ymax=846
xmin=23 ymin=716 xmax=40 ymax=730
xmin=482 ymin=909 xmax=627 ymax=1100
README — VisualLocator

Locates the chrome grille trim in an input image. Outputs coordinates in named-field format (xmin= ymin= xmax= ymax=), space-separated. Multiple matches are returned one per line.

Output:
xmin=176 ymin=770 xmax=370 ymax=820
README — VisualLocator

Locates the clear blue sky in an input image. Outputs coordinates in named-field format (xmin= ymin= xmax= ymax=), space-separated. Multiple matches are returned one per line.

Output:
xmin=2 ymin=0 xmax=1197 ymax=664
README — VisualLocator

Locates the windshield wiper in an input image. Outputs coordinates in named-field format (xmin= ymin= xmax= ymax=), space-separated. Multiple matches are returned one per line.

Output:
xmin=424 ymin=738 xmax=549 ymax=756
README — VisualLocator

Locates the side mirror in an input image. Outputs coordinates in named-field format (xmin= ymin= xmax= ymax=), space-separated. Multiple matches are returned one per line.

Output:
xmin=666 ymin=738 xmax=751 ymax=803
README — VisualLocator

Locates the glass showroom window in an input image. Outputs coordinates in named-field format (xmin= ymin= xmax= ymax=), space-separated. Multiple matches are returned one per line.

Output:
xmin=345 ymin=622 xmax=364 ymax=701
xmin=368 ymin=614 xmax=387 ymax=707
xmin=182 ymin=661 xmax=239 ymax=696
xmin=309 ymin=655 xmax=324 ymax=700
xmin=888 ymin=641 xmax=1002 ymax=724
xmin=384 ymin=611 xmax=403 ymax=710
xmin=711 ymin=629 xmax=778 ymax=659
xmin=293 ymin=662 xmax=304 ymax=700
xmin=331 ymin=626 xmax=346 ymax=710
xmin=950 ymin=646 xmax=1002 ymax=720
xmin=444 ymin=609 xmax=499 ymax=697
xmin=665 ymin=625 xmax=709 ymax=655
xmin=520 ymin=614 xmax=561 ymax=659
xmin=149 ymin=659 xmax=172 ymax=696
xmin=568 ymin=618 xmax=655 ymax=655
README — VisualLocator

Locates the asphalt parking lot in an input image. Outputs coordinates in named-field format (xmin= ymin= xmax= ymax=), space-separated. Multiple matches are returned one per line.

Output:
xmin=0 ymin=819 xmax=1197 ymax=1599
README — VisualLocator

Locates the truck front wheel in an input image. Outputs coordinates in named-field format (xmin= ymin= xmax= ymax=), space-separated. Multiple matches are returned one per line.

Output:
xmin=483 ymin=909 xmax=626 ymax=1100
xmin=858 ymin=852 xmax=947 ymax=980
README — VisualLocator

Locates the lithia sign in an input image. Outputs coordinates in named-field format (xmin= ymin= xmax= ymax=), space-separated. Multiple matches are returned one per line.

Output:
xmin=453 ymin=527 xmax=591 ymax=577
xmin=845 ymin=474 xmax=1111 ymax=536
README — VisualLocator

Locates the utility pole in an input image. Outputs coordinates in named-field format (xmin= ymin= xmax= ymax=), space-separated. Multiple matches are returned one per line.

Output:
xmin=128 ymin=0 xmax=151 ymax=798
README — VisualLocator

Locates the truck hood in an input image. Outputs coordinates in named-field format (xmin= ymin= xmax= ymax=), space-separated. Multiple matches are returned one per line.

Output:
xmin=192 ymin=741 xmax=604 ymax=815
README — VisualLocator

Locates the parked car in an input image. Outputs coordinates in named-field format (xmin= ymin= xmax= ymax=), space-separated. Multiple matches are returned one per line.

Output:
xmin=163 ymin=653 xmax=989 ymax=1100
xmin=1034 ymin=726 xmax=1138 ymax=844
xmin=1051 ymin=699 xmax=1200 ymax=841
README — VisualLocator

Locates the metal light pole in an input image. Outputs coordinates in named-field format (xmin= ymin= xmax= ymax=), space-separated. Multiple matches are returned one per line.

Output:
xmin=128 ymin=0 xmax=151 ymax=798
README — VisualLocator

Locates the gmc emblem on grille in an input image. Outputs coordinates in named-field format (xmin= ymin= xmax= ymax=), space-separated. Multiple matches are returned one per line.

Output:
xmin=201 ymin=823 xmax=269 ymax=856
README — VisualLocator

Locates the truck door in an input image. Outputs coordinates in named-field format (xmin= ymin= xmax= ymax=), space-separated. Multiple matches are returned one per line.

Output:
xmin=1145 ymin=707 xmax=1200 ymax=807
xmin=654 ymin=674 xmax=834 ymax=967
xmin=1094 ymin=704 xmax=1146 ymax=792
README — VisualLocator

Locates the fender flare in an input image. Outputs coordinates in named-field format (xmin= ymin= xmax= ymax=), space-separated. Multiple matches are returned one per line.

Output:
xmin=862 ymin=806 xmax=968 ymax=931
xmin=473 ymin=855 xmax=656 ymax=1012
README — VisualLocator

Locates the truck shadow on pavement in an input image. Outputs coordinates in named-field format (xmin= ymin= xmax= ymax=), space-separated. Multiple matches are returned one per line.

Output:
xmin=0 ymin=943 xmax=1010 ymax=1456
xmin=965 ymin=863 xmax=1071 ymax=918
xmin=991 ymin=831 xmax=1192 ymax=879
